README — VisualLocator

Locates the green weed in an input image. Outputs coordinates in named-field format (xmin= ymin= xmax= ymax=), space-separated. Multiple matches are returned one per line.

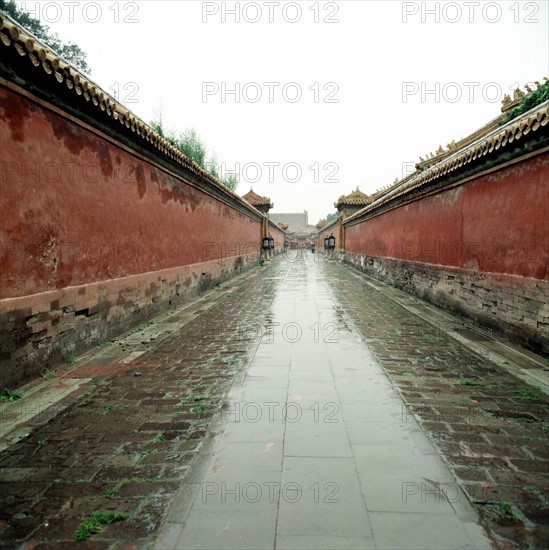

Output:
xmin=514 ymin=386 xmax=544 ymax=401
xmin=104 ymin=488 xmax=118 ymax=498
xmin=103 ymin=404 xmax=129 ymax=411
xmin=74 ymin=511 xmax=128 ymax=541
xmin=0 ymin=388 xmax=23 ymax=402
xmin=40 ymin=368 xmax=57 ymax=380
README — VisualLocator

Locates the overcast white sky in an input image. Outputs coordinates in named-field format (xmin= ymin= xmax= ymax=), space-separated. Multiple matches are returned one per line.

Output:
xmin=16 ymin=0 xmax=549 ymax=223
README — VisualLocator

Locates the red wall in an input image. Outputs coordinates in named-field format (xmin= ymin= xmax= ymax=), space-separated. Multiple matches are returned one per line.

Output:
xmin=267 ymin=221 xmax=286 ymax=250
xmin=345 ymin=154 xmax=549 ymax=280
xmin=0 ymin=86 xmax=263 ymax=299
xmin=0 ymin=83 xmax=280 ymax=386
xmin=316 ymin=222 xmax=340 ymax=250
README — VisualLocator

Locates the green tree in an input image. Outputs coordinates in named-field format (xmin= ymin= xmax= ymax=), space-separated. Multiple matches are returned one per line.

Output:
xmin=0 ymin=0 xmax=90 ymax=73
xmin=505 ymin=80 xmax=549 ymax=123
xmin=222 ymin=173 xmax=239 ymax=192
xmin=178 ymin=129 xmax=207 ymax=167
xmin=150 ymin=113 xmax=239 ymax=192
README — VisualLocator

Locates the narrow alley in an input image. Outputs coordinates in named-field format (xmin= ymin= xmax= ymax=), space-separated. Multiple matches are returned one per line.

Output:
xmin=1 ymin=252 xmax=547 ymax=549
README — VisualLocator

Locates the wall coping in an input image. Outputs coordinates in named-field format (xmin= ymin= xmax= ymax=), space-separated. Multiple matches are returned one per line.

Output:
xmin=0 ymin=12 xmax=271 ymax=224
xmin=345 ymin=101 xmax=548 ymax=226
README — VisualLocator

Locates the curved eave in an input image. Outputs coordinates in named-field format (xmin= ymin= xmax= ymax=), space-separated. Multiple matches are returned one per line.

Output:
xmin=345 ymin=101 xmax=549 ymax=225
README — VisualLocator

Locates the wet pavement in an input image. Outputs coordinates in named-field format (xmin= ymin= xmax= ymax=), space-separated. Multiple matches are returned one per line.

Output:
xmin=0 ymin=251 xmax=548 ymax=549
xmin=0 ymin=263 xmax=280 ymax=548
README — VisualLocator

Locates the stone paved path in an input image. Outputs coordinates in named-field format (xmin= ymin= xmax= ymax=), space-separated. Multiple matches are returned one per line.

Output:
xmin=156 ymin=253 xmax=492 ymax=550
xmin=0 ymin=263 xmax=281 ymax=548
xmin=322 ymin=258 xmax=548 ymax=549
xmin=1 ymin=251 xmax=547 ymax=549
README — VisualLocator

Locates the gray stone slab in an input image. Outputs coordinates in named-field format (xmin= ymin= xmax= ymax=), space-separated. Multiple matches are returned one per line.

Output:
xmin=156 ymin=521 xmax=186 ymax=550
xmin=164 ymin=483 xmax=201 ymax=524
xmin=422 ymin=453 xmax=462 ymax=484
xmin=239 ymin=387 xmax=288 ymax=404
xmin=345 ymin=421 xmax=419 ymax=446
xmin=358 ymin=472 xmax=457 ymax=514
xmin=290 ymin=359 xmax=333 ymax=371
xmin=276 ymin=535 xmax=375 ymax=549
xmin=277 ymin=457 xmax=371 ymax=538
xmin=243 ymin=374 xmax=288 ymax=389
xmin=205 ymin=441 xmax=283 ymax=477
xmin=193 ymin=472 xmax=281 ymax=511
xmin=368 ymin=512 xmax=491 ymax=549
xmin=284 ymin=429 xmax=353 ymax=458
xmin=283 ymin=401 xmax=344 ymax=430
xmin=289 ymin=371 xmax=334 ymax=383
xmin=339 ymin=400 xmax=404 ymax=423
xmin=221 ymin=418 xmax=285 ymax=443
xmin=175 ymin=509 xmax=277 ymax=549
xmin=352 ymin=444 xmax=436 ymax=477
xmin=246 ymin=365 xmax=290 ymax=376
xmin=221 ymin=400 xmax=288 ymax=423
xmin=250 ymin=355 xmax=291 ymax=367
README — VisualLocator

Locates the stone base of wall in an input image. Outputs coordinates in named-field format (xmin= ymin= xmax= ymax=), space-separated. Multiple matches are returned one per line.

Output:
xmin=341 ymin=252 xmax=549 ymax=355
xmin=0 ymin=253 xmax=261 ymax=388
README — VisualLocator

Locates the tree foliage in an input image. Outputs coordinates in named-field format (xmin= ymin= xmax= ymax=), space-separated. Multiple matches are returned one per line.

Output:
xmin=178 ymin=129 xmax=207 ymax=168
xmin=0 ymin=0 xmax=90 ymax=73
xmin=505 ymin=80 xmax=549 ymax=123
xmin=316 ymin=211 xmax=339 ymax=228
xmin=222 ymin=173 xmax=238 ymax=191
xmin=151 ymin=114 xmax=239 ymax=192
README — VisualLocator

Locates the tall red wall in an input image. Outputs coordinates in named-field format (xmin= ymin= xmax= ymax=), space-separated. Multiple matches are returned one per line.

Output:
xmin=316 ymin=221 xmax=340 ymax=251
xmin=342 ymin=154 xmax=549 ymax=352
xmin=267 ymin=221 xmax=286 ymax=250
xmin=344 ymin=154 xmax=548 ymax=280
xmin=0 ymin=84 xmax=275 ymax=386
xmin=0 ymin=86 xmax=263 ymax=299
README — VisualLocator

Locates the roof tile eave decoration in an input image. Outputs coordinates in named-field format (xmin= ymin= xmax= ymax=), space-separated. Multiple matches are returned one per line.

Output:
xmin=0 ymin=12 xmax=264 ymax=217
xmin=345 ymin=100 xmax=549 ymax=224
xmin=334 ymin=186 xmax=372 ymax=209
xmin=241 ymin=188 xmax=274 ymax=208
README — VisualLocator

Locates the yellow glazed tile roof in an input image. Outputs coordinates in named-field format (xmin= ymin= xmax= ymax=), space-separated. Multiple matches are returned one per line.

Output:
xmin=242 ymin=188 xmax=274 ymax=208
xmin=345 ymin=99 xmax=548 ymax=224
xmin=334 ymin=186 xmax=372 ymax=208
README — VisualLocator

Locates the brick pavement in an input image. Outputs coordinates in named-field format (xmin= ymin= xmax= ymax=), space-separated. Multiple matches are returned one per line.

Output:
xmin=323 ymin=259 xmax=548 ymax=549
xmin=0 ymin=263 xmax=281 ymax=548
xmin=157 ymin=251 xmax=491 ymax=550
xmin=0 ymin=253 xmax=547 ymax=549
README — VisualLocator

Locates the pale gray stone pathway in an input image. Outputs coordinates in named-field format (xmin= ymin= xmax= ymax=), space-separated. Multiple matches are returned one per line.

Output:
xmin=156 ymin=252 xmax=493 ymax=550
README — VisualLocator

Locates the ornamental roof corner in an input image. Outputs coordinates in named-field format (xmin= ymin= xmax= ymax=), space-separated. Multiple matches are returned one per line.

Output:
xmin=241 ymin=188 xmax=274 ymax=208
xmin=334 ymin=187 xmax=372 ymax=209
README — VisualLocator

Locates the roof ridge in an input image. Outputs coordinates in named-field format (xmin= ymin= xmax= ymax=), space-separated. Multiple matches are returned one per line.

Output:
xmin=346 ymin=100 xmax=549 ymax=223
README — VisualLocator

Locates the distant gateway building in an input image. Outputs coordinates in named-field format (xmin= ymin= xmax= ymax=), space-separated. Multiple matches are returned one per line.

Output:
xmin=268 ymin=211 xmax=309 ymax=232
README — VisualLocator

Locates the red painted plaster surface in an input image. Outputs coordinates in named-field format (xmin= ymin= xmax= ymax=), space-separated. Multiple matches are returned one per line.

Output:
xmin=345 ymin=155 xmax=548 ymax=280
xmin=0 ymin=86 xmax=263 ymax=299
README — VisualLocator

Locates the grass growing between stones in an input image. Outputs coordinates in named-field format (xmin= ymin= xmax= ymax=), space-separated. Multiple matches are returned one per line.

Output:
xmin=513 ymin=385 xmax=545 ymax=401
xmin=74 ymin=511 xmax=129 ymax=541
xmin=483 ymin=501 xmax=521 ymax=523
xmin=0 ymin=388 xmax=23 ymax=402
xmin=458 ymin=377 xmax=491 ymax=387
